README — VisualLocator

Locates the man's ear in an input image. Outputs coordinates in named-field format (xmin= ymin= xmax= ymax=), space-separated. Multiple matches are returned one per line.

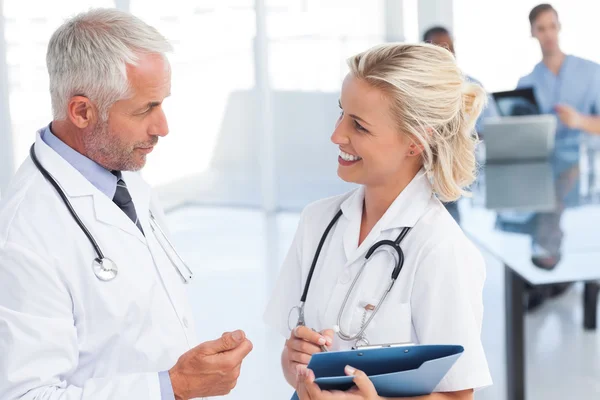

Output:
xmin=67 ymin=96 xmax=96 ymax=129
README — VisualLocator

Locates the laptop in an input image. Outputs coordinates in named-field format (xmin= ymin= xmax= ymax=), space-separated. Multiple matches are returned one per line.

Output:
xmin=483 ymin=115 xmax=557 ymax=162
xmin=492 ymin=87 xmax=540 ymax=116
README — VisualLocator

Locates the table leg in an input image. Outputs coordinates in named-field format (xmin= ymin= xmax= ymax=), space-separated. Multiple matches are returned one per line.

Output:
xmin=583 ymin=282 xmax=599 ymax=330
xmin=505 ymin=266 xmax=526 ymax=400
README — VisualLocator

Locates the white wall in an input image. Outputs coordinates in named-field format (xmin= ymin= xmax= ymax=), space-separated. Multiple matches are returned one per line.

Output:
xmin=418 ymin=0 xmax=454 ymax=40
xmin=384 ymin=0 xmax=405 ymax=42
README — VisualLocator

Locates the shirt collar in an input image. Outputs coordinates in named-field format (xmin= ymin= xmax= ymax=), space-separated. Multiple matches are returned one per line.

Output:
xmin=340 ymin=168 xmax=433 ymax=231
xmin=41 ymin=124 xmax=118 ymax=199
xmin=537 ymin=54 xmax=571 ymax=78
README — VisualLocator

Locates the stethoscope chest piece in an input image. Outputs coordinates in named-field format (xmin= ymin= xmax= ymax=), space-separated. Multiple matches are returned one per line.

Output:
xmin=93 ymin=257 xmax=118 ymax=281
xmin=290 ymin=207 xmax=413 ymax=347
xmin=29 ymin=143 xmax=193 ymax=284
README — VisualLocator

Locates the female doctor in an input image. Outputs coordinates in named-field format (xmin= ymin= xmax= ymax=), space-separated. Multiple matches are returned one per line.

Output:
xmin=263 ymin=43 xmax=492 ymax=399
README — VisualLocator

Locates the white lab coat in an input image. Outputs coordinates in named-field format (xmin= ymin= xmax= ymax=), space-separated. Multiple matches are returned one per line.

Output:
xmin=264 ymin=170 xmax=493 ymax=392
xmin=0 ymin=133 xmax=197 ymax=399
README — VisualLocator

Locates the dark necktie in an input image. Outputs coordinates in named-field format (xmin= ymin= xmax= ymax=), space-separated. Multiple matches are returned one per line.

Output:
xmin=112 ymin=171 xmax=144 ymax=234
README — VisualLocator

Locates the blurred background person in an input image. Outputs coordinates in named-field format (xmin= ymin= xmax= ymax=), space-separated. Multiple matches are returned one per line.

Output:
xmin=517 ymin=3 xmax=600 ymax=152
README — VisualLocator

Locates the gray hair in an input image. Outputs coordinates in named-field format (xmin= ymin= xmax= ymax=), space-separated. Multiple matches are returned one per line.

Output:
xmin=47 ymin=8 xmax=173 ymax=121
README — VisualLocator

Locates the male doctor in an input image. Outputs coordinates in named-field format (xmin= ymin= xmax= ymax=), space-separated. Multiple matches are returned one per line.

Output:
xmin=0 ymin=8 xmax=252 ymax=400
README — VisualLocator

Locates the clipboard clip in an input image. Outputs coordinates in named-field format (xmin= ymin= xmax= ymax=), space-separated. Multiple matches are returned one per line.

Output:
xmin=352 ymin=341 xmax=415 ymax=351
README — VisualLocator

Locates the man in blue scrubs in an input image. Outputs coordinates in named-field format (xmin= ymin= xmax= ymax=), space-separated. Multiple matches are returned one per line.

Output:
xmin=512 ymin=3 xmax=600 ymax=309
xmin=518 ymin=3 xmax=600 ymax=152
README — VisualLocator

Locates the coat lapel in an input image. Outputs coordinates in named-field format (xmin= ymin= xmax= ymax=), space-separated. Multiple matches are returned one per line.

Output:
xmin=34 ymin=132 xmax=147 ymax=245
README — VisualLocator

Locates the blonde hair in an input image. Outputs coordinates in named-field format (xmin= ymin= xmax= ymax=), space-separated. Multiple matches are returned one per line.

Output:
xmin=347 ymin=43 xmax=487 ymax=202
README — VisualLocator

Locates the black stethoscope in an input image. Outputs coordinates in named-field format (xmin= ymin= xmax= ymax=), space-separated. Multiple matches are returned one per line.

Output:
xmin=30 ymin=144 xmax=193 ymax=283
xmin=288 ymin=208 xmax=411 ymax=347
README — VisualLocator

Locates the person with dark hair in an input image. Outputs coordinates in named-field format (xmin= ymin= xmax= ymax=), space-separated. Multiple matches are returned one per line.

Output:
xmin=528 ymin=3 xmax=558 ymax=25
xmin=518 ymin=4 xmax=600 ymax=151
xmin=423 ymin=26 xmax=454 ymax=52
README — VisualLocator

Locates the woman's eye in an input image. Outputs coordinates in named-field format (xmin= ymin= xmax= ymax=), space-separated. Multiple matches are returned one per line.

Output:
xmin=354 ymin=120 xmax=367 ymax=132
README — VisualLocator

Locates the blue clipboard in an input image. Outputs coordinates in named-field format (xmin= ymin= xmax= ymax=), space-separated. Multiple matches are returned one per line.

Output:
xmin=291 ymin=344 xmax=463 ymax=399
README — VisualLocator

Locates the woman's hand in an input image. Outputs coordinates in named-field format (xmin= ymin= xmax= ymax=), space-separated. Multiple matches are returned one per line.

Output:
xmin=296 ymin=365 xmax=381 ymax=400
xmin=296 ymin=365 xmax=474 ymax=400
xmin=281 ymin=326 xmax=334 ymax=387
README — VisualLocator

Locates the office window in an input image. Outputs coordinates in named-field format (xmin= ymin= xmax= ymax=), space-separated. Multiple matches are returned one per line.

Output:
xmin=130 ymin=1 xmax=387 ymax=210
xmin=1 ymin=1 xmax=407 ymax=211
xmin=4 ymin=0 xmax=114 ymax=169
xmin=129 ymin=1 xmax=258 ymax=209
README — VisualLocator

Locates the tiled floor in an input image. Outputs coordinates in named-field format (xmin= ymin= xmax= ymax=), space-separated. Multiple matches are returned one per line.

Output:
xmin=165 ymin=206 xmax=600 ymax=399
